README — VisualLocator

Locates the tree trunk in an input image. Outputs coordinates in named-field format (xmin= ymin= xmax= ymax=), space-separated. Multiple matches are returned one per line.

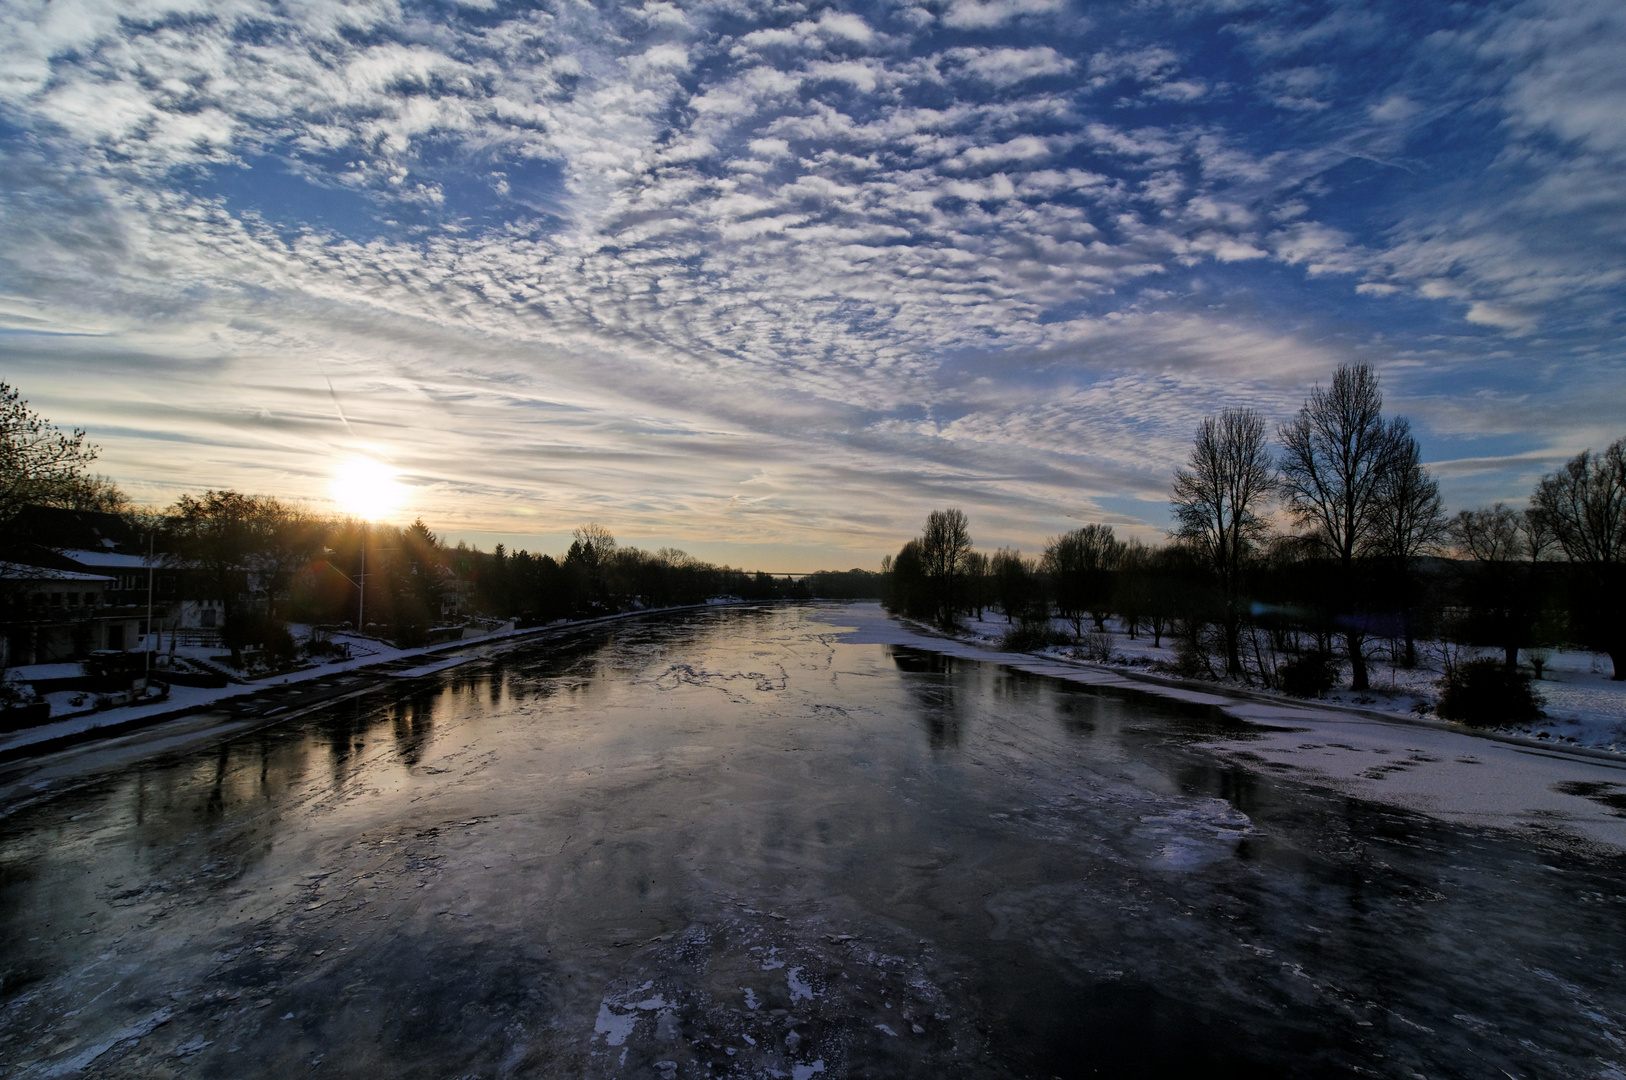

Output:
xmin=1347 ymin=630 xmax=1368 ymax=691
xmin=222 ymin=598 xmax=240 ymax=666
xmin=1223 ymin=611 xmax=1244 ymax=681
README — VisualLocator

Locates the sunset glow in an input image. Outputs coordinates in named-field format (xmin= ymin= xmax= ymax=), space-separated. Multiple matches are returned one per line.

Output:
xmin=330 ymin=457 xmax=408 ymax=523
xmin=0 ymin=0 xmax=1621 ymax=567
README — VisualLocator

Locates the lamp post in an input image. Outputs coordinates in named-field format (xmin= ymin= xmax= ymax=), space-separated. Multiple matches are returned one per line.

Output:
xmin=145 ymin=530 xmax=155 ymax=678
xmin=357 ymin=522 xmax=366 ymax=631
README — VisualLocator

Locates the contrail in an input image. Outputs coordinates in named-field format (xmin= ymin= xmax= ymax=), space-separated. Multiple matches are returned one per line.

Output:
xmin=315 ymin=360 xmax=357 ymax=438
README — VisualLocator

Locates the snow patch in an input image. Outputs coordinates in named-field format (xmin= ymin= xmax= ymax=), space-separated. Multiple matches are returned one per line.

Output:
xmin=787 ymin=966 xmax=815 ymax=1002
xmin=595 ymin=1000 xmax=637 ymax=1046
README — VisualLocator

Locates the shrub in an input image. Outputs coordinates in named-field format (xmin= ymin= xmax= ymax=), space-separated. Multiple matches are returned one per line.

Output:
xmin=1169 ymin=621 xmax=1220 ymax=679
xmin=1437 ymin=659 xmax=1544 ymax=727
xmin=1000 ymin=620 xmax=1071 ymax=652
xmin=1278 ymin=651 xmax=1339 ymax=698
xmin=1077 ymin=629 xmax=1114 ymax=662
xmin=263 ymin=621 xmax=298 ymax=666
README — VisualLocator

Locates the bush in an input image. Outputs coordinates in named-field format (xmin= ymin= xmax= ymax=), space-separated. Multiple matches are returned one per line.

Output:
xmin=1278 ymin=651 xmax=1339 ymax=698
xmin=1168 ymin=621 xmax=1220 ymax=679
xmin=1000 ymin=620 xmax=1072 ymax=651
xmin=1077 ymin=629 xmax=1114 ymax=662
xmin=1437 ymin=659 xmax=1544 ymax=727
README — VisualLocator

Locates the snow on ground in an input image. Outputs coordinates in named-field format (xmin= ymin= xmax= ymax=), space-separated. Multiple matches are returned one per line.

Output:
xmin=0 ymin=605 xmax=726 ymax=758
xmin=0 ymin=631 xmax=493 ymax=757
xmin=950 ymin=612 xmax=1626 ymax=752
xmin=828 ymin=604 xmax=1626 ymax=854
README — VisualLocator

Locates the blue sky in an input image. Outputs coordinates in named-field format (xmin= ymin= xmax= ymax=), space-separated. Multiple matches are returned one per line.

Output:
xmin=1 ymin=0 xmax=1622 ymax=569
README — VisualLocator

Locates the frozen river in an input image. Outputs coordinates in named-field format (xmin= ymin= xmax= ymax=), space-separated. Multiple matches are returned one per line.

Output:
xmin=3 ymin=603 xmax=1625 ymax=1078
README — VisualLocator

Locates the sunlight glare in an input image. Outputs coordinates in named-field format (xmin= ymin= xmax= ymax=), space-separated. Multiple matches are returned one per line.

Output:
xmin=330 ymin=456 xmax=408 ymax=521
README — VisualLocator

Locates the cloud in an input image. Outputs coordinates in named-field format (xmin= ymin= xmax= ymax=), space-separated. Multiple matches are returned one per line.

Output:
xmin=1464 ymin=302 xmax=1534 ymax=333
xmin=0 ymin=0 xmax=1619 ymax=563
xmin=953 ymin=46 xmax=1075 ymax=87
xmin=941 ymin=0 xmax=1067 ymax=30
xmin=1258 ymin=65 xmax=1333 ymax=111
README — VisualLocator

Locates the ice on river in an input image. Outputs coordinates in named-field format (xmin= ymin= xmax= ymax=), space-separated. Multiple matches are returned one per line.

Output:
xmin=3 ymin=603 xmax=1626 ymax=1080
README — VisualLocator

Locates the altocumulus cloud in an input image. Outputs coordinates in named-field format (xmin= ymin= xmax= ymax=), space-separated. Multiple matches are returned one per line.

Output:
xmin=0 ymin=0 xmax=1622 ymax=565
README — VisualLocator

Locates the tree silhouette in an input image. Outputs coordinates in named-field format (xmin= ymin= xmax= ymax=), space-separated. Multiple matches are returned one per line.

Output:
xmin=165 ymin=491 xmax=290 ymax=664
xmin=1277 ymin=364 xmax=1406 ymax=690
xmin=1532 ymin=438 xmax=1626 ymax=678
xmin=0 ymin=381 xmax=104 ymax=522
xmin=991 ymin=547 xmax=1035 ymax=624
xmin=920 ymin=509 xmax=972 ymax=627
xmin=1044 ymin=525 xmax=1124 ymax=638
xmin=1371 ymin=421 xmax=1446 ymax=667
xmin=1171 ymin=407 xmax=1274 ymax=679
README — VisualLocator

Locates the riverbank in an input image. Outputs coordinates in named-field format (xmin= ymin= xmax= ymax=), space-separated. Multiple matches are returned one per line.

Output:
xmin=831 ymin=604 xmax=1626 ymax=854
xmin=9 ymin=601 xmax=1626 ymax=854
xmin=0 ymin=601 xmax=732 ymax=764
xmin=8 ymin=600 xmax=1624 ymax=1080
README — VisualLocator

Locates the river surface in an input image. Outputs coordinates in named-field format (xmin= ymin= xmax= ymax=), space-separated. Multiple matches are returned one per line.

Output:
xmin=2 ymin=603 xmax=1624 ymax=1079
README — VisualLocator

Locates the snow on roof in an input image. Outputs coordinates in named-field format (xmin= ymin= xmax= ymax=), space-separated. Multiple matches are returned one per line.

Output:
xmin=0 ymin=562 xmax=116 ymax=583
xmin=56 ymin=549 xmax=156 ymax=569
xmin=5 ymin=663 xmax=83 ymax=681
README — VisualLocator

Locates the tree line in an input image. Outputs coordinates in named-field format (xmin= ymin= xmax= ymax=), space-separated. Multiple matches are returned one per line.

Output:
xmin=1 ymin=381 xmax=888 ymax=667
xmin=160 ymin=499 xmax=841 ymax=662
xmin=885 ymin=364 xmax=1626 ymax=702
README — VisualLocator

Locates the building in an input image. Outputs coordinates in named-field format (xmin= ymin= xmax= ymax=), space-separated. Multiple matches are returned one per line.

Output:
xmin=0 ymin=561 xmax=141 ymax=666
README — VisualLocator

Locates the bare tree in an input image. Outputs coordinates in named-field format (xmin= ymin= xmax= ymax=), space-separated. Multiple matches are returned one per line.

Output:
xmin=1449 ymin=504 xmax=1529 ymax=672
xmin=1171 ymin=407 xmax=1274 ymax=679
xmin=920 ymin=508 xmax=972 ymax=626
xmin=1532 ymin=438 xmax=1626 ymax=679
xmin=961 ymin=550 xmax=990 ymax=620
xmin=571 ymin=522 xmax=617 ymax=562
xmin=1043 ymin=524 xmax=1124 ymax=638
xmin=1375 ymin=424 xmax=1446 ymax=560
xmin=1521 ymin=506 xmax=1559 ymax=564
xmin=1374 ymin=423 xmax=1447 ymax=667
xmin=1450 ymin=504 xmax=1524 ymax=564
xmin=990 ymin=547 xmax=1036 ymax=624
xmin=566 ymin=523 xmax=617 ymax=608
xmin=1277 ymin=363 xmax=1406 ymax=691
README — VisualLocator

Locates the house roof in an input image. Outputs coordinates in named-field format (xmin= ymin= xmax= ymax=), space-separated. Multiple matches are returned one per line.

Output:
xmin=0 ymin=562 xmax=116 ymax=583
xmin=57 ymin=549 xmax=157 ymax=570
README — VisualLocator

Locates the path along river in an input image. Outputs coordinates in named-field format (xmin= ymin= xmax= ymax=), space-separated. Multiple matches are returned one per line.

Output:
xmin=2 ymin=603 xmax=1625 ymax=1079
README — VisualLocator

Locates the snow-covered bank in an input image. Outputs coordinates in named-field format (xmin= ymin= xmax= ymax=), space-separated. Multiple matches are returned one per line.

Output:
xmin=0 ymin=602 xmax=729 ymax=761
xmin=828 ymin=604 xmax=1626 ymax=854
xmin=940 ymin=611 xmax=1626 ymax=752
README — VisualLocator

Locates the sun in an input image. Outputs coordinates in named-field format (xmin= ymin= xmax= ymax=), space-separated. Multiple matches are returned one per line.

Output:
xmin=330 ymin=456 xmax=408 ymax=521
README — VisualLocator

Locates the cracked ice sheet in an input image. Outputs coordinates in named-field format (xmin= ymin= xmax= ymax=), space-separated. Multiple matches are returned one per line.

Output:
xmin=5 ymin=602 xmax=1626 ymax=1079
xmin=1190 ymin=703 xmax=1626 ymax=854
xmin=827 ymin=603 xmax=1626 ymax=854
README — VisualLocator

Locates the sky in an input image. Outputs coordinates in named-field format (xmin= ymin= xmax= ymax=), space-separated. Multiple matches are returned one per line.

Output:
xmin=1 ymin=0 xmax=1622 ymax=571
